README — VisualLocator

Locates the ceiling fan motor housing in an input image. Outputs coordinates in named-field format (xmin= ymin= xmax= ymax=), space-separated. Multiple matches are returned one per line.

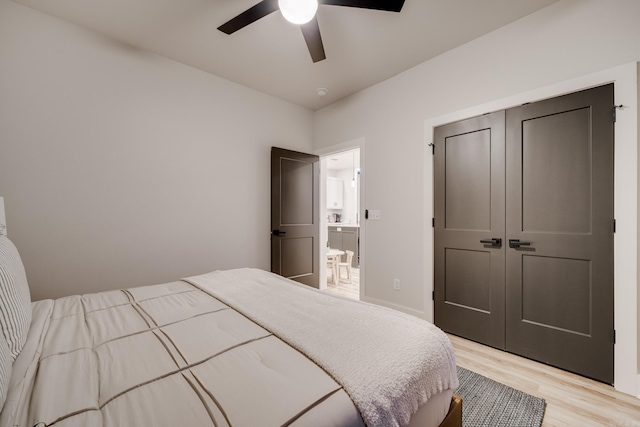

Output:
xmin=278 ymin=0 xmax=319 ymax=25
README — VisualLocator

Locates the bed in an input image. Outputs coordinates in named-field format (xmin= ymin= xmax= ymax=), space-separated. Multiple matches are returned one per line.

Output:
xmin=0 ymin=198 xmax=460 ymax=427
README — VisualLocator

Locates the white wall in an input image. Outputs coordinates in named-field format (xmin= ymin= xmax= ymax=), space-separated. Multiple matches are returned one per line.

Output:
xmin=0 ymin=0 xmax=314 ymax=301
xmin=314 ymin=0 xmax=640 ymax=394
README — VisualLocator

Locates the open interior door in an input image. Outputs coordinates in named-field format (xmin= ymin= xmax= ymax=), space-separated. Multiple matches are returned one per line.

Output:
xmin=271 ymin=147 xmax=320 ymax=287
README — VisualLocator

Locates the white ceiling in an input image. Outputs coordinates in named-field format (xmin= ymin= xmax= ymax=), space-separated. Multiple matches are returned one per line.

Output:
xmin=12 ymin=0 xmax=559 ymax=110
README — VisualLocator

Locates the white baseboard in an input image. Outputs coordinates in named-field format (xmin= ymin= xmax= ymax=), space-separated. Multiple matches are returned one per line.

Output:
xmin=361 ymin=295 xmax=425 ymax=320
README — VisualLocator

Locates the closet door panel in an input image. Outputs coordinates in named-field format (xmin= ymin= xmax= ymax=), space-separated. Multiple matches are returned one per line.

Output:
xmin=505 ymin=84 xmax=614 ymax=384
xmin=521 ymin=107 xmax=592 ymax=234
xmin=434 ymin=111 xmax=506 ymax=349
xmin=444 ymin=129 xmax=492 ymax=231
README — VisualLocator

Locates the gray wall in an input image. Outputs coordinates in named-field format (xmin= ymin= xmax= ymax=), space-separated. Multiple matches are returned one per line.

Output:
xmin=0 ymin=1 xmax=314 ymax=300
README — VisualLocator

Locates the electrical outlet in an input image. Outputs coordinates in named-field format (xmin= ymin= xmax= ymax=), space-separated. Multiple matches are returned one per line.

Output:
xmin=369 ymin=210 xmax=381 ymax=220
xmin=393 ymin=279 xmax=400 ymax=291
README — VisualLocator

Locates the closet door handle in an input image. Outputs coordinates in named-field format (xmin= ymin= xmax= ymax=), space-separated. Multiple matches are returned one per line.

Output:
xmin=272 ymin=230 xmax=286 ymax=236
xmin=508 ymin=239 xmax=531 ymax=248
xmin=480 ymin=238 xmax=502 ymax=247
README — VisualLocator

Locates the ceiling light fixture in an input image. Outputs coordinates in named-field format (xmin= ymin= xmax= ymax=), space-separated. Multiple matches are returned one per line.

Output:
xmin=317 ymin=88 xmax=328 ymax=97
xmin=278 ymin=0 xmax=318 ymax=25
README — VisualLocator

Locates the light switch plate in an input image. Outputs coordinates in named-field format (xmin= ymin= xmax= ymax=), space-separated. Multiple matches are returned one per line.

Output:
xmin=369 ymin=210 xmax=381 ymax=220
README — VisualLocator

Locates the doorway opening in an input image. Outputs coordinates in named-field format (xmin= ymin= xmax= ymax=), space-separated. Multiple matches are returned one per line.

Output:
xmin=320 ymin=148 xmax=361 ymax=300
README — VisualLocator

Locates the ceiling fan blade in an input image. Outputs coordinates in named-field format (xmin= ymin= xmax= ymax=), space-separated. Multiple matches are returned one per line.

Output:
xmin=300 ymin=17 xmax=326 ymax=63
xmin=218 ymin=0 xmax=279 ymax=34
xmin=320 ymin=0 xmax=405 ymax=12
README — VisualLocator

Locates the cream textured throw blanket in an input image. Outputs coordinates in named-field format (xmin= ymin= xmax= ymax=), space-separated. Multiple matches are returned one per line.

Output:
xmin=186 ymin=268 xmax=459 ymax=427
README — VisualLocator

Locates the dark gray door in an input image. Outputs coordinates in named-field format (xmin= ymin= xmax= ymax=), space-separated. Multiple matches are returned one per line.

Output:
xmin=434 ymin=84 xmax=615 ymax=384
xmin=505 ymin=84 xmax=614 ymax=384
xmin=271 ymin=147 xmax=320 ymax=288
xmin=434 ymin=111 xmax=506 ymax=348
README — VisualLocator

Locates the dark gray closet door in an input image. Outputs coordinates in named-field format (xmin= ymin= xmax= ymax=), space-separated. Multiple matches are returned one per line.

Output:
xmin=505 ymin=84 xmax=614 ymax=384
xmin=434 ymin=111 xmax=506 ymax=348
xmin=271 ymin=147 xmax=320 ymax=288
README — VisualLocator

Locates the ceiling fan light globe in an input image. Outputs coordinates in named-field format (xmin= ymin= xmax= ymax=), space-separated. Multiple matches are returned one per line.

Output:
xmin=278 ymin=0 xmax=318 ymax=25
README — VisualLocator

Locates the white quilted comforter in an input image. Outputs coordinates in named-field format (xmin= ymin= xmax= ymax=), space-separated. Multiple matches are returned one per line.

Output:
xmin=0 ymin=268 xmax=458 ymax=427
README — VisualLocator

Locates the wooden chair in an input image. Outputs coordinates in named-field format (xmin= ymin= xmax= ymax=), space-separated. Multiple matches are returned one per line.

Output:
xmin=338 ymin=250 xmax=354 ymax=284
xmin=327 ymin=254 xmax=339 ymax=285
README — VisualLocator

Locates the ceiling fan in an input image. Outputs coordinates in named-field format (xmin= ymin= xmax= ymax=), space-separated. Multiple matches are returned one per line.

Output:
xmin=218 ymin=0 xmax=406 ymax=63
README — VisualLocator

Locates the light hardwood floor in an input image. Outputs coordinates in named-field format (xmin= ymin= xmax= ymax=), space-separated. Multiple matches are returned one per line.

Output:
xmin=324 ymin=266 xmax=359 ymax=300
xmin=450 ymin=334 xmax=640 ymax=427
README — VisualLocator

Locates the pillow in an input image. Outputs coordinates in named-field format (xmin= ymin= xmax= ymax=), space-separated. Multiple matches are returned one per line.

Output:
xmin=0 ymin=236 xmax=32 ymax=360
xmin=0 ymin=331 xmax=12 ymax=412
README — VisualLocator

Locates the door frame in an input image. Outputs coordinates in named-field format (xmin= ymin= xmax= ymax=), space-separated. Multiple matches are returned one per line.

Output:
xmin=315 ymin=138 xmax=366 ymax=300
xmin=424 ymin=62 xmax=638 ymax=396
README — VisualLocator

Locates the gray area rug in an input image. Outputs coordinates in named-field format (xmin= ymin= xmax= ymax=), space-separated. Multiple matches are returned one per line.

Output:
xmin=455 ymin=366 xmax=546 ymax=427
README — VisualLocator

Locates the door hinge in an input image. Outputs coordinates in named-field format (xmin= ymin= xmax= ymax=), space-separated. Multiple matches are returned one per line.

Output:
xmin=613 ymin=219 xmax=616 ymax=233
xmin=428 ymin=143 xmax=435 ymax=155
xmin=365 ymin=209 xmax=369 ymax=220
xmin=613 ymin=329 xmax=616 ymax=344
xmin=432 ymin=218 xmax=435 ymax=228
xmin=432 ymin=291 xmax=435 ymax=301
xmin=613 ymin=104 xmax=625 ymax=123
